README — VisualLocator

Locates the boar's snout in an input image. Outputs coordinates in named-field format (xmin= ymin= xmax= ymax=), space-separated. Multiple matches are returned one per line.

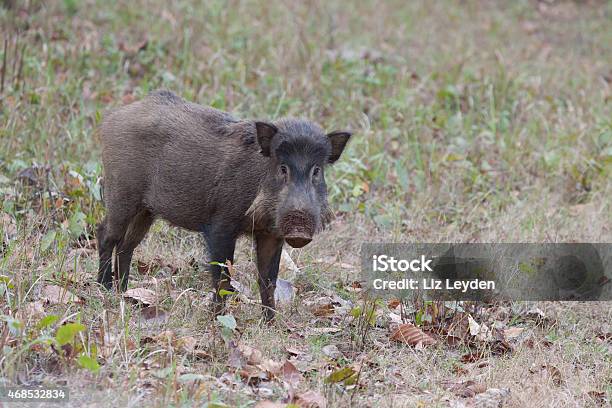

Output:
xmin=285 ymin=234 xmax=312 ymax=248
xmin=280 ymin=210 xmax=315 ymax=248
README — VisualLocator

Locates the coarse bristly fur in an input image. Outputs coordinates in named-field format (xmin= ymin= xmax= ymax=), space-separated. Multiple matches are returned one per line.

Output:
xmin=96 ymin=89 xmax=352 ymax=320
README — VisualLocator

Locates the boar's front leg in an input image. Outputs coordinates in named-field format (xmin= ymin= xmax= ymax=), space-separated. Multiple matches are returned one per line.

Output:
xmin=255 ymin=232 xmax=283 ymax=321
xmin=203 ymin=226 xmax=237 ymax=316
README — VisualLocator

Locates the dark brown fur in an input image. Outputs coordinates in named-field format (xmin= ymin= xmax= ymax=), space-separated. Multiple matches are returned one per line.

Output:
xmin=97 ymin=90 xmax=351 ymax=320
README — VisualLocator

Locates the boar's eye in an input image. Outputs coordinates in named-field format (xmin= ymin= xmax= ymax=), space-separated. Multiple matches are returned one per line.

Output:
xmin=279 ymin=164 xmax=289 ymax=182
xmin=311 ymin=166 xmax=321 ymax=183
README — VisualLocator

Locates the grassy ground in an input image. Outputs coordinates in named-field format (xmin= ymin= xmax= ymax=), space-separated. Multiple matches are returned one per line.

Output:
xmin=1 ymin=0 xmax=611 ymax=407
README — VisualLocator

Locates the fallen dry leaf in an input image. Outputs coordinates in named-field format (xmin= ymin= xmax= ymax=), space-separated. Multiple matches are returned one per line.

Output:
xmin=345 ymin=281 xmax=363 ymax=293
xmin=446 ymin=313 xmax=470 ymax=346
xmin=17 ymin=301 xmax=45 ymax=320
xmin=453 ymin=364 xmax=469 ymax=376
xmin=41 ymin=284 xmax=82 ymax=304
xmin=100 ymin=329 xmax=137 ymax=358
xmin=460 ymin=352 xmax=486 ymax=364
xmin=123 ymin=287 xmax=156 ymax=305
xmin=136 ymin=257 xmax=179 ymax=276
xmin=137 ymin=260 xmax=153 ymax=275
xmin=390 ymin=323 xmax=436 ymax=346
xmin=140 ymin=306 xmax=167 ymax=321
xmin=523 ymin=307 xmax=553 ymax=325
xmin=275 ymin=278 xmax=295 ymax=304
xmin=118 ymin=38 xmax=148 ymax=54
xmin=1 ymin=213 xmax=17 ymax=239
xmin=285 ymin=346 xmax=316 ymax=373
xmin=530 ymin=364 xmax=564 ymax=386
xmin=595 ymin=330 xmax=612 ymax=343
xmin=503 ymin=327 xmax=525 ymax=340
xmin=586 ymin=390 xmax=607 ymax=406
xmin=239 ymin=344 xmax=264 ymax=365
xmin=121 ymin=93 xmax=136 ymax=105
xmin=17 ymin=165 xmax=49 ymax=186
xmin=254 ymin=401 xmax=286 ymax=408
xmin=228 ymin=342 xmax=297 ymax=386
xmin=388 ymin=312 xmax=403 ymax=325
xmin=473 ymin=387 xmax=510 ymax=407
xmin=388 ymin=298 xmax=401 ymax=309
xmin=468 ymin=315 xmax=493 ymax=342
xmin=152 ymin=330 xmax=175 ymax=345
xmin=294 ymin=390 xmax=327 ymax=408
xmin=238 ymin=364 xmax=269 ymax=385
xmin=443 ymin=380 xmax=487 ymax=398
xmin=337 ymin=262 xmax=354 ymax=270
xmin=489 ymin=337 xmax=513 ymax=356
xmin=285 ymin=346 xmax=306 ymax=356
xmin=321 ymin=344 xmax=342 ymax=359
xmin=177 ymin=336 xmax=210 ymax=359
xmin=521 ymin=20 xmax=539 ymax=34
xmin=60 ymin=248 xmax=96 ymax=278
xmin=312 ymin=303 xmax=335 ymax=317
xmin=259 ymin=358 xmax=284 ymax=376
xmin=281 ymin=360 xmax=303 ymax=386
xmin=280 ymin=249 xmax=300 ymax=280
xmin=309 ymin=327 xmax=341 ymax=335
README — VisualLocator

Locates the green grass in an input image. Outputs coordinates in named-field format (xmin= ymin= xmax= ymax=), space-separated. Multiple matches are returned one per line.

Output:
xmin=1 ymin=0 xmax=611 ymax=406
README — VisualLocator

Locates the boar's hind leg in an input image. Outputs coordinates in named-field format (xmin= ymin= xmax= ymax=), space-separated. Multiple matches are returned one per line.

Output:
xmin=97 ymin=217 xmax=115 ymax=289
xmin=255 ymin=233 xmax=283 ymax=322
xmin=114 ymin=210 xmax=154 ymax=291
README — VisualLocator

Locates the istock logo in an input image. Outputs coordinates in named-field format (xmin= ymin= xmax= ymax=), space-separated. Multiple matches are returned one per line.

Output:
xmin=372 ymin=254 xmax=433 ymax=272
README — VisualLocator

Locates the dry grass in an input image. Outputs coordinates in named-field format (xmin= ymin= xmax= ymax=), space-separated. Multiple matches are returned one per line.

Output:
xmin=1 ymin=0 xmax=611 ymax=407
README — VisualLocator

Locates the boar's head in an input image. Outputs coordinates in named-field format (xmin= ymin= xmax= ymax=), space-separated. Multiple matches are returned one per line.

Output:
xmin=250 ymin=118 xmax=351 ymax=248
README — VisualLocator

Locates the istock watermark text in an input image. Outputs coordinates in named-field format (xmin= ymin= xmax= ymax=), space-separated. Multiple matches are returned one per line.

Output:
xmin=372 ymin=254 xmax=433 ymax=272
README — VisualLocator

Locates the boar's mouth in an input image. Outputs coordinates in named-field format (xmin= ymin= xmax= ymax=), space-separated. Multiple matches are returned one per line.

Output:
xmin=280 ymin=211 xmax=315 ymax=248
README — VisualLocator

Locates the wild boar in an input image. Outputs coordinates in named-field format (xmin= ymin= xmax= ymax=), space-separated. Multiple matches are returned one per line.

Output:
xmin=97 ymin=90 xmax=351 ymax=320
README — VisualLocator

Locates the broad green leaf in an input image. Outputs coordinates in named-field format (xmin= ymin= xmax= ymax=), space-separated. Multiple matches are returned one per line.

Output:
xmin=37 ymin=315 xmax=59 ymax=330
xmin=40 ymin=230 xmax=56 ymax=252
xmin=55 ymin=323 xmax=86 ymax=346
xmin=2 ymin=200 xmax=15 ymax=214
xmin=68 ymin=211 xmax=86 ymax=237
xmin=152 ymin=367 xmax=173 ymax=379
xmin=1 ymin=316 xmax=22 ymax=336
xmin=324 ymin=366 xmax=357 ymax=384
xmin=217 ymin=289 xmax=236 ymax=297
xmin=203 ymin=403 xmax=230 ymax=408
xmin=178 ymin=373 xmax=206 ymax=383
xmin=78 ymin=355 xmax=100 ymax=373
xmin=415 ymin=309 xmax=424 ymax=326
xmin=216 ymin=315 xmax=236 ymax=331
xmin=0 ymin=275 xmax=14 ymax=288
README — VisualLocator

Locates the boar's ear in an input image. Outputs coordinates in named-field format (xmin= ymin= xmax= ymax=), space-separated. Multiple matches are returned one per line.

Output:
xmin=255 ymin=121 xmax=279 ymax=157
xmin=326 ymin=131 xmax=352 ymax=163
